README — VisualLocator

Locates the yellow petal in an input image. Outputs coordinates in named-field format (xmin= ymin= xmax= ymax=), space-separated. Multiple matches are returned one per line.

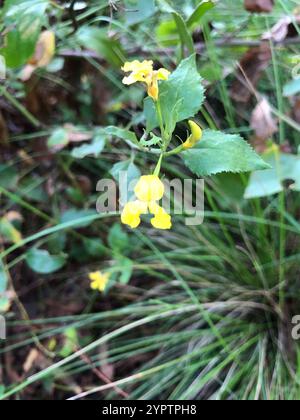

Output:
xmin=147 ymin=77 xmax=159 ymax=101
xmin=156 ymin=68 xmax=170 ymax=80
xmin=134 ymin=175 xmax=165 ymax=202
xmin=183 ymin=120 xmax=202 ymax=149
xmin=122 ymin=60 xmax=153 ymax=73
xmin=121 ymin=201 xmax=147 ymax=229
xmin=89 ymin=271 xmax=110 ymax=292
xmin=150 ymin=206 xmax=172 ymax=230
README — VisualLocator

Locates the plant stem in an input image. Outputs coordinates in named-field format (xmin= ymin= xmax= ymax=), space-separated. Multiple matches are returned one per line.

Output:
xmin=0 ymin=86 xmax=40 ymax=128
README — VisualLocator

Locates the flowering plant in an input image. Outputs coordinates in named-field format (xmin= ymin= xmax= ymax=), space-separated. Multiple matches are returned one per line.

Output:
xmin=105 ymin=55 xmax=270 ymax=230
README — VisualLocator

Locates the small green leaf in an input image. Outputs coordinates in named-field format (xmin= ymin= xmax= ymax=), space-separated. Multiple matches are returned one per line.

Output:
xmin=183 ymin=130 xmax=270 ymax=176
xmin=118 ymin=257 xmax=133 ymax=285
xmin=72 ymin=135 xmax=105 ymax=159
xmin=105 ymin=126 xmax=140 ymax=147
xmin=108 ymin=224 xmax=129 ymax=254
xmin=187 ymin=0 xmax=215 ymax=28
xmin=172 ymin=12 xmax=195 ymax=57
xmin=48 ymin=128 xmax=69 ymax=150
xmin=125 ymin=0 xmax=156 ymax=25
xmin=110 ymin=160 xmax=141 ymax=204
xmin=26 ymin=248 xmax=67 ymax=274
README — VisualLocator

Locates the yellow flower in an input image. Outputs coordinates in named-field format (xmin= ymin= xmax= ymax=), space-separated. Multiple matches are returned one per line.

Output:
xmin=89 ymin=271 xmax=110 ymax=293
xmin=122 ymin=60 xmax=170 ymax=101
xmin=121 ymin=175 xmax=172 ymax=230
xmin=183 ymin=120 xmax=203 ymax=150
xmin=134 ymin=175 xmax=165 ymax=202
xmin=121 ymin=200 xmax=148 ymax=229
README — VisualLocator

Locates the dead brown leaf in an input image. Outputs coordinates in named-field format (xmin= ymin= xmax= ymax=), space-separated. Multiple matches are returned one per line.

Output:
xmin=263 ymin=16 xmax=300 ymax=42
xmin=244 ymin=0 xmax=274 ymax=13
xmin=64 ymin=124 xmax=93 ymax=143
xmin=251 ymin=97 xmax=278 ymax=141
xmin=231 ymin=43 xmax=272 ymax=103
xmin=21 ymin=31 xmax=56 ymax=81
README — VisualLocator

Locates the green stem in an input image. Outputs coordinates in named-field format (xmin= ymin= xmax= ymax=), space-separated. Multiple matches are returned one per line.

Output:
xmin=153 ymin=153 xmax=163 ymax=176
xmin=155 ymin=99 xmax=166 ymax=146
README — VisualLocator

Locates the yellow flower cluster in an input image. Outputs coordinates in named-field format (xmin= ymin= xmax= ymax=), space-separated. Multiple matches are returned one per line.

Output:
xmin=122 ymin=60 xmax=170 ymax=101
xmin=89 ymin=271 xmax=110 ymax=293
xmin=121 ymin=175 xmax=172 ymax=230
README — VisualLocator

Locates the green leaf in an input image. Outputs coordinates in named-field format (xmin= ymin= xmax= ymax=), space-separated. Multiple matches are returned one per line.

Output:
xmin=76 ymin=26 xmax=124 ymax=67
xmin=183 ymin=130 xmax=270 ymax=176
xmin=0 ymin=164 xmax=18 ymax=190
xmin=110 ymin=160 xmax=141 ymax=203
xmin=187 ymin=0 xmax=215 ymax=28
xmin=1 ymin=0 xmax=49 ymax=68
xmin=245 ymin=149 xmax=300 ymax=199
xmin=72 ymin=135 xmax=105 ymax=159
xmin=144 ymin=97 xmax=159 ymax=133
xmin=26 ymin=248 xmax=67 ymax=274
xmin=118 ymin=257 xmax=133 ymax=285
xmin=0 ymin=217 xmax=22 ymax=244
xmin=48 ymin=128 xmax=69 ymax=150
xmin=283 ymin=78 xmax=300 ymax=97
xmin=125 ymin=0 xmax=156 ymax=25
xmin=108 ymin=224 xmax=129 ymax=254
xmin=18 ymin=176 xmax=48 ymax=203
xmin=144 ymin=55 xmax=205 ymax=131
xmin=172 ymin=12 xmax=195 ymax=57
xmin=105 ymin=126 xmax=140 ymax=147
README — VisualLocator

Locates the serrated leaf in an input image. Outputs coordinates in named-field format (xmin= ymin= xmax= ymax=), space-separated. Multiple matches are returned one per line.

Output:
xmin=26 ymin=248 xmax=67 ymax=274
xmin=144 ymin=55 xmax=205 ymax=132
xmin=183 ymin=130 xmax=270 ymax=176
xmin=140 ymin=133 xmax=161 ymax=147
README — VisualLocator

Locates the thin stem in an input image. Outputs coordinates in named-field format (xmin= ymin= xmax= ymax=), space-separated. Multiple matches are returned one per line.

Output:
xmin=0 ymin=86 xmax=41 ymax=128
